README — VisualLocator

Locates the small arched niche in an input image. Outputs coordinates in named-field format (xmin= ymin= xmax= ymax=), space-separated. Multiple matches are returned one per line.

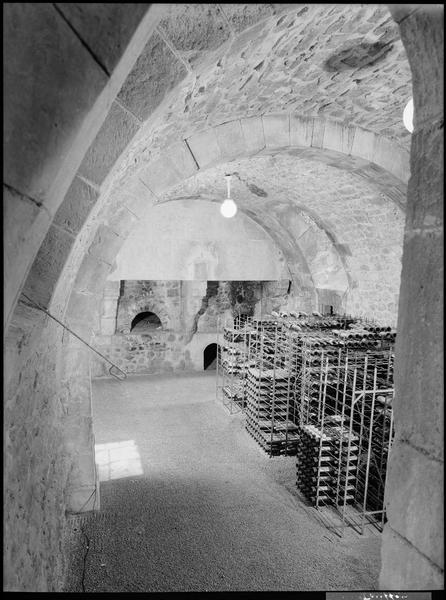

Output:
xmin=130 ymin=311 xmax=162 ymax=332
xmin=203 ymin=343 xmax=219 ymax=370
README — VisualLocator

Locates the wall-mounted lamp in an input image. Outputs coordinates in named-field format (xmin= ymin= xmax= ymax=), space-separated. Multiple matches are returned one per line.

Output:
xmin=403 ymin=98 xmax=414 ymax=133
xmin=220 ymin=174 xmax=237 ymax=218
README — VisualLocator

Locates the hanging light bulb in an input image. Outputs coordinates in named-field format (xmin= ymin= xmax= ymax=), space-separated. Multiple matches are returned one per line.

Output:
xmin=220 ymin=174 xmax=237 ymax=218
xmin=403 ymin=98 xmax=414 ymax=133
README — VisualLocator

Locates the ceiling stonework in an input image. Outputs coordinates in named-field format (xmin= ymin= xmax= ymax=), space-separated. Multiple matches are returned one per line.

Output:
xmin=157 ymin=152 xmax=405 ymax=324
xmin=17 ymin=3 xmax=412 ymax=330
xmin=104 ymin=3 xmax=411 ymax=198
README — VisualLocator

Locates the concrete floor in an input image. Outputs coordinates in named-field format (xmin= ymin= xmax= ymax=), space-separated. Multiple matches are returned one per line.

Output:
xmin=64 ymin=371 xmax=381 ymax=592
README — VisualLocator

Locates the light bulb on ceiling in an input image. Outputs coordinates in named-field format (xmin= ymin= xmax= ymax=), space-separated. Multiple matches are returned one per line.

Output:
xmin=403 ymin=98 xmax=414 ymax=133
xmin=220 ymin=174 xmax=237 ymax=218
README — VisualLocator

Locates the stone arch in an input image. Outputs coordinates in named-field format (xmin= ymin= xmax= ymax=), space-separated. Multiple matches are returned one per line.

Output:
xmin=3 ymin=3 xmax=443 ymax=592
xmin=116 ymin=294 xmax=170 ymax=334
xmin=130 ymin=311 xmax=162 ymax=333
xmin=58 ymin=116 xmax=407 ymax=340
xmin=132 ymin=115 xmax=408 ymax=206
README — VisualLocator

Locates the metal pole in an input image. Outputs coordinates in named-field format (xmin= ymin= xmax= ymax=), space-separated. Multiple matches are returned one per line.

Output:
xmin=362 ymin=362 xmax=378 ymax=534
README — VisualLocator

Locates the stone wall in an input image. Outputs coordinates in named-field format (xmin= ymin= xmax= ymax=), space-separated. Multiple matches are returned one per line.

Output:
xmin=4 ymin=301 xmax=70 ymax=591
xmin=108 ymin=200 xmax=290 ymax=282
xmin=160 ymin=155 xmax=405 ymax=327
xmin=91 ymin=279 xmax=290 ymax=377
xmin=4 ymin=2 xmax=441 ymax=593
xmin=379 ymin=5 xmax=444 ymax=590
xmin=116 ymin=280 xmax=181 ymax=333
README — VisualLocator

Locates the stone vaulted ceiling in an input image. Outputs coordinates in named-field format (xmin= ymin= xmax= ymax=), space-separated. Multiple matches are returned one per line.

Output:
xmin=45 ymin=2 xmax=413 ymax=329
xmin=159 ymin=153 xmax=405 ymax=323
xmin=111 ymin=2 xmax=412 ymax=189
xmin=11 ymin=3 xmax=413 ymax=330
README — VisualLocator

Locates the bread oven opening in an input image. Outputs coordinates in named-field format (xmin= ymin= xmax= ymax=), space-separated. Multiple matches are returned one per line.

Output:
xmin=130 ymin=311 xmax=162 ymax=332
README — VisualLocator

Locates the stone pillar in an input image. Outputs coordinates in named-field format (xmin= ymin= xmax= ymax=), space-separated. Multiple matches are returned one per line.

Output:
xmin=380 ymin=5 xmax=444 ymax=589
xmin=100 ymin=280 xmax=120 ymax=335
xmin=63 ymin=338 xmax=99 ymax=513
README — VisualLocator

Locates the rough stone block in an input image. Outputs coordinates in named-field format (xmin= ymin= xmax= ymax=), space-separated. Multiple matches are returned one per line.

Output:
xmin=372 ymin=136 xmax=410 ymax=184
xmin=102 ymin=295 xmax=118 ymax=318
xmin=117 ymin=32 xmax=187 ymax=121
xmin=66 ymin=485 xmax=97 ymax=513
xmin=387 ymin=4 xmax=423 ymax=23
xmin=394 ymin=230 xmax=443 ymax=460
xmin=87 ymin=224 xmax=125 ymax=267
xmin=380 ymin=526 xmax=444 ymax=589
xmin=186 ymin=129 xmax=221 ymax=169
xmin=112 ymin=178 xmax=156 ymax=218
xmin=3 ymin=3 xmax=107 ymax=202
xmin=351 ymin=127 xmax=376 ymax=162
xmin=385 ymin=440 xmax=444 ymax=568
xmin=224 ymin=4 xmax=274 ymax=33
xmin=407 ymin=123 xmax=444 ymax=228
xmin=240 ymin=116 xmax=265 ymax=154
xmin=354 ymin=163 xmax=395 ymax=189
xmin=290 ymin=115 xmax=313 ymax=148
xmin=5 ymin=298 xmax=45 ymax=352
xmin=168 ymin=141 xmax=198 ymax=179
xmin=271 ymin=4 xmax=305 ymax=15
xmin=311 ymin=118 xmax=326 ymax=149
xmin=55 ymin=4 xmax=150 ymax=74
xmin=323 ymin=121 xmax=355 ymax=156
xmin=70 ymin=450 xmax=97 ymax=487
xmin=53 ymin=176 xmax=99 ymax=236
xmin=105 ymin=205 xmax=138 ymax=240
xmin=379 ymin=184 xmax=407 ymax=210
xmin=22 ymin=224 xmax=75 ymax=309
xmin=262 ymin=114 xmax=290 ymax=148
xmin=139 ymin=154 xmax=182 ymax=196
xmin=103 ymin=280 xmax=121 ymax=296
xmin=79 ymin=101 xmax=140 ymax=186
xmin=398 ymin=7 xmax=444 ymax=128
xmin=158 ymin=4 xmax=231 ymax=67
xmin=333 ymin=153 xmax=370 ymax=173
xmin=101 ymin=317 xmax=117 ymax=336
xmin=3 ymin=185 xmax=52 ymax=326
xmin=73 ymin=253 xmax=112 ymax=296
xmin=215 ymin=120 xmax=247 ymax=160
xmin=65 ymin=290 xmax=101 ymax=324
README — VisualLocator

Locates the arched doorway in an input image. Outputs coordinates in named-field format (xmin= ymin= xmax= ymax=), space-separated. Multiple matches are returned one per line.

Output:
xmin=203 ymin=343 xmax=218 ymax=370
xmin=131 ymin=311 xmax=162 ymax=332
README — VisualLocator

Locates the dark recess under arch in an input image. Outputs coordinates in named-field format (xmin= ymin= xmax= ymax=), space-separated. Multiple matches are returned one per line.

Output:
xmin=131 ymin=311 xmax=162 ymax=332
xmin=203 ymin=343 xmax=219 ymax=370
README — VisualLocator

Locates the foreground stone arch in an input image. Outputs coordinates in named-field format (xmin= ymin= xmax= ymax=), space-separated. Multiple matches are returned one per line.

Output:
xmin=3 ymin=3 xmax=443 ymax=591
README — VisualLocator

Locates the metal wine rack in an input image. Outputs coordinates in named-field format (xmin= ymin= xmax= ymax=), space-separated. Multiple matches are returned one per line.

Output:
xmin=215 ymin=310 xmax=396 ymax=536
xmin=216 ymin=316 xmax=254 ymax=414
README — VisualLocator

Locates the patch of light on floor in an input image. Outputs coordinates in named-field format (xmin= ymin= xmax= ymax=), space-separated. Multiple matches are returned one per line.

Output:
xmin=95 ymin=440 xmax=144 ymax=481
